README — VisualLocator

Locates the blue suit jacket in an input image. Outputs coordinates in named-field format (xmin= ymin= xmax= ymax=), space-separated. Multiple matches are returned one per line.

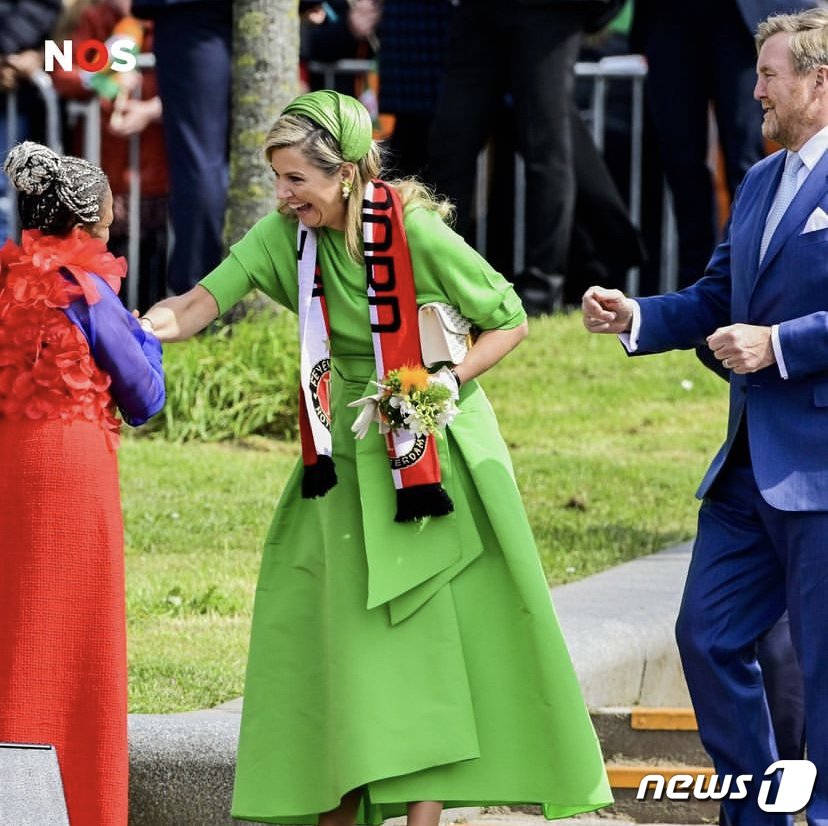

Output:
xmin=635 ymin=147 xmax=828 ymax=511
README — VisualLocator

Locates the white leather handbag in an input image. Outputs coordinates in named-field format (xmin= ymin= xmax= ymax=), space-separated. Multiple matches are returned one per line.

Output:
xmin=418 ymin=302 xmax=472 ymax=367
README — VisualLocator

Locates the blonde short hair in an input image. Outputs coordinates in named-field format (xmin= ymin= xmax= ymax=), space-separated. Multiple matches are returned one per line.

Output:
xmin=756 ymin=8 xmax=828 ymax=74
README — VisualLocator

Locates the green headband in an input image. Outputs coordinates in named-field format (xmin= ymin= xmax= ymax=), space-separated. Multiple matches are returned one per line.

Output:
xmin=281 ymin=90 xmax=373 ymax=162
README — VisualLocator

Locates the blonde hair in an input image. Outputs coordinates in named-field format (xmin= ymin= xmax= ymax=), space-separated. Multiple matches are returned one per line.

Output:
xmin=263 ymin=115 xmax=454 ymax=262
xmin=756 ymin=9 xmax=828 ymax=73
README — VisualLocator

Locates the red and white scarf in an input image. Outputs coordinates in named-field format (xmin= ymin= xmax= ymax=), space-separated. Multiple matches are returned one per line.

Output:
xmin=297 ymin=179 xmax=453 ymax=522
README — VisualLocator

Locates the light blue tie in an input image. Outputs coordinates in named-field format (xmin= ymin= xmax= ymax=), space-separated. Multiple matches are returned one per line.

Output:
xmin=759 ymin=151 xmax=804 ymax=263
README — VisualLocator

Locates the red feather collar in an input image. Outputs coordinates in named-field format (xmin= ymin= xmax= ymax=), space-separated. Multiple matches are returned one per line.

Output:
xmin=0 ymin=228 xmax=127 ymax=307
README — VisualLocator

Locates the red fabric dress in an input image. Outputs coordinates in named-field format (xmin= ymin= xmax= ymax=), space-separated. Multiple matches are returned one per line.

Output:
xmin=0 ymin=231 xmax=130 ymax=825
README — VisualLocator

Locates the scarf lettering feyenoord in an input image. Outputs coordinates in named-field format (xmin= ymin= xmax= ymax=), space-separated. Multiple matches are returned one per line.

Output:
xmin=297 ymin=180 xmax=453 ymax=522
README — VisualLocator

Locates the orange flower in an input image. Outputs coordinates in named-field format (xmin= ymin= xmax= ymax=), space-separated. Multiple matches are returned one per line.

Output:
xmin=396 ymin=364 xmax=430 ymax=393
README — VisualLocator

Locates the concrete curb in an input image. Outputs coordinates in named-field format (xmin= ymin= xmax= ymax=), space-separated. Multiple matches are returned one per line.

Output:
xmin=128 ymin=543 xmax=695 ymax=825
xmin=553 ymin=542 xmax=692 ymax=708
xmin=129 ymin=711 xmax=249 ymax=826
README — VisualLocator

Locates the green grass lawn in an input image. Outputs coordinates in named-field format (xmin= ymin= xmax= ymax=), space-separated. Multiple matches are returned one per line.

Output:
xmin=121 ymin=311 xmax=729 ymax=713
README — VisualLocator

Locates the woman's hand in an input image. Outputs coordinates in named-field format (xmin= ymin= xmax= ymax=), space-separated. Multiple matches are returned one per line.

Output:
xmin=138 ymin=285 xmax=220 ymax=342
xmin=452 ymin=321 xmax=529 ymax=386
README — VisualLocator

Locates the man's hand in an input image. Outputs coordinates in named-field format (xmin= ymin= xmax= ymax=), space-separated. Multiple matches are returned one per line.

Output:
xmin=706 ymin=324 xmax=775 ymax=374
xmin=581 ymin=286 xmax=634 ymax=334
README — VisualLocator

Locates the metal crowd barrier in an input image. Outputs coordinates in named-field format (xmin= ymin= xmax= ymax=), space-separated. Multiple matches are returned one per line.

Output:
xmin=63 ymin=97 xmax=143 ymax=310
xmin=3 ymin=71 xmax=63 ymax=241
xmin=308 ymin=54 xmax=677 ymax=296
xmin=63 ymin=52 xmax=155 ymax=310
xmin=477 ymin=55 xmax=678 ymax=295
xmin=576 ymin=54 xmax=678 ymax=294
xmin=578 ymin=54 xmax=647 ymax=294
xmin=3 ymin=54 xmax=677 ymax=301
xmin=3 ymin=56 xmax=153 ymax=309
xmin=307 ymin=58 xmax=375 ymax=92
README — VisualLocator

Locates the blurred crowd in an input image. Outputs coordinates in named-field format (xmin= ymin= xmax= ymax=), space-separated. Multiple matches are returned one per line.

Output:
xmin=1 ymin=0 xmax=818 ymax=311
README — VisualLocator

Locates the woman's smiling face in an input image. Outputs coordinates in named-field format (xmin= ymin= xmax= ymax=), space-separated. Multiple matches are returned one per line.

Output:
xmin=270 ymin=145 xmax=351 ymax=231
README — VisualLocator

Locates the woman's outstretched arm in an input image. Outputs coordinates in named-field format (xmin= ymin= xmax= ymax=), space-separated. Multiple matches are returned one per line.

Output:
xmin=139 ymin=285 xmax=220 ymax=342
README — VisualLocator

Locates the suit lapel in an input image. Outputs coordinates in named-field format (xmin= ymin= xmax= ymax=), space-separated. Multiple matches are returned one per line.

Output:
xmin=756 ymin=148 xmax=828 ymax=282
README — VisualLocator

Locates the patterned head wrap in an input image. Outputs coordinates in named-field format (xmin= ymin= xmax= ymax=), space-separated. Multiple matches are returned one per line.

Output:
xmin=4 ymin=141 xmax=107 ymax=235
xmin=282 ymin=90 xmax=373 ymax=162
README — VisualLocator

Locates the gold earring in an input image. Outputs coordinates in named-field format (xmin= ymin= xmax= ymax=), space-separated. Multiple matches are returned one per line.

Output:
xmin=341 ymin=179 xmax=353 ymax=201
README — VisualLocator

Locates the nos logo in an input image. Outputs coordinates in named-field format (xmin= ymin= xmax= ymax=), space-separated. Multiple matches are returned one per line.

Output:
xmin=43 ymin=39 xmax=138 ymax=73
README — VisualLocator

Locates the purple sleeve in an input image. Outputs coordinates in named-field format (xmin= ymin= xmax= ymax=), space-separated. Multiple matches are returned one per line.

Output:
xmin=63 ymin=274 xmax=166 ymax=427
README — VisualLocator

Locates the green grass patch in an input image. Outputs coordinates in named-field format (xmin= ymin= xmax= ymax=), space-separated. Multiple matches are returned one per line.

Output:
xmin=139 ymin=308 xmax=300 ymax=442
xmin=122 ymin=311 xmax=729 ymax=712
xmin=122 ymin=437 xmax=296 ymax=712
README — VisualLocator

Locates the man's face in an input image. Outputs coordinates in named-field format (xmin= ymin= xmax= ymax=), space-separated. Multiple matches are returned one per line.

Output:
xmin=755 ymin=32 xmax=822 ymax=150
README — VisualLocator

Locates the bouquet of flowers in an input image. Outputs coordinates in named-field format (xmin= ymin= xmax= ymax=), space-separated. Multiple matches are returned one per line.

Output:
xmin=379 ymin=365 xmax=459 ymax=435
xmin=349 ymin=364 xmax=459 ymax=439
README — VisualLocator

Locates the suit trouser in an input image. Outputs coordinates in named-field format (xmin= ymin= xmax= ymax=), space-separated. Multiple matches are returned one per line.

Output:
xmin=676 ymin=462 xmax=825 ymax=826
xmin=151 ymin=1 xmax=232 ymax=295
xmin=427 ymin=3 xmax=586 ymax=277
xmin=757 ymin=613 xmax=805 ymax=762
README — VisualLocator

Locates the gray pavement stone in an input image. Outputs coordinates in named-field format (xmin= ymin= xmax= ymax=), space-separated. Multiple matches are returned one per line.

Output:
xmin=128 ymin=712 xmax=261 ymax=826
xmin=554 ymin=543 xmax=692 ymax=708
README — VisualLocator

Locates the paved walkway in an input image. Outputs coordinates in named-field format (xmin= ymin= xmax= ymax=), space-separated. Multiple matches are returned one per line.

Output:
xmin=387 ymin=807 xmax=699 ymax=826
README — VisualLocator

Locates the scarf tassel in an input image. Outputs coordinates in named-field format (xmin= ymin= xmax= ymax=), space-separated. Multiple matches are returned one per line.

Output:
xmin=302 ymin=455 xmax=338 ymax=499
xmin=394 ymin=483 xmax=454 ymax=523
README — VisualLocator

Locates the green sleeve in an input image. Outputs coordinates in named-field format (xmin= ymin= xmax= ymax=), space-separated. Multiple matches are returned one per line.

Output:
xmin=199 ymin=212 xmax=298 ymax=315
xmin=405 ymin=207 xmax=527 ymax=330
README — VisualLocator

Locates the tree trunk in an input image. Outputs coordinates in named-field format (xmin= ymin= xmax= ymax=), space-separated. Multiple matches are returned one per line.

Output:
xmin=224 ymin=0 xmax=298 ymax=249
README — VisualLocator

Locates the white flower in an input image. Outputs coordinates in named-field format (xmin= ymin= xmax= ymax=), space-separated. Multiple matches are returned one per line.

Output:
xmin=436 ymin=399 xmax=459 ymax=429
xmin=404 ymin=409 xmax=426 ymax=434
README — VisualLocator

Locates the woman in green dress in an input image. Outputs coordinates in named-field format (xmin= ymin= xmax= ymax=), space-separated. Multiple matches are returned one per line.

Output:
xmin=139 ymin=90 xmax=612 ymax=826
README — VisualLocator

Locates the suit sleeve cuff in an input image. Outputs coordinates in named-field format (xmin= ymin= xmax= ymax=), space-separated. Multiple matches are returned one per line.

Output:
xmin=771 ymin=323 xmax=789 ymax=379
xmin=618 ymin=300 xmax=641 ymax=352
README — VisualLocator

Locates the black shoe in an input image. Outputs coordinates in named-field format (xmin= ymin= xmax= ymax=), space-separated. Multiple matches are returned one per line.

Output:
xmin=513 ymin=268 xmax=565 ymax=316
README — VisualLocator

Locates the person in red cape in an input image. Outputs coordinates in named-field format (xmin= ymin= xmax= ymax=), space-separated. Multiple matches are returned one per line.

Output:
xmin=0 ymin=141 xmax=165 ymax=825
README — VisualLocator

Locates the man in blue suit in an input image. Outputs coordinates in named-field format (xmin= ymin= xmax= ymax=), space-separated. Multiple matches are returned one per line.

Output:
xmin=584 ymin=9 xmax=828 ymax=825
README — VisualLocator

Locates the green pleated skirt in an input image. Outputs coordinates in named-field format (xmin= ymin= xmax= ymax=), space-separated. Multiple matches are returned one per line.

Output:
xmin=231 ymin=356 xmax=612 ymax=824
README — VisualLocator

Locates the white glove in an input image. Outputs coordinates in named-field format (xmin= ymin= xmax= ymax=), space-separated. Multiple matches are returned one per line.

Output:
xmin=347 ymin=389 xmax=388 ymax=439
xmin=429 ymin=366 xmax=461 ymax=401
